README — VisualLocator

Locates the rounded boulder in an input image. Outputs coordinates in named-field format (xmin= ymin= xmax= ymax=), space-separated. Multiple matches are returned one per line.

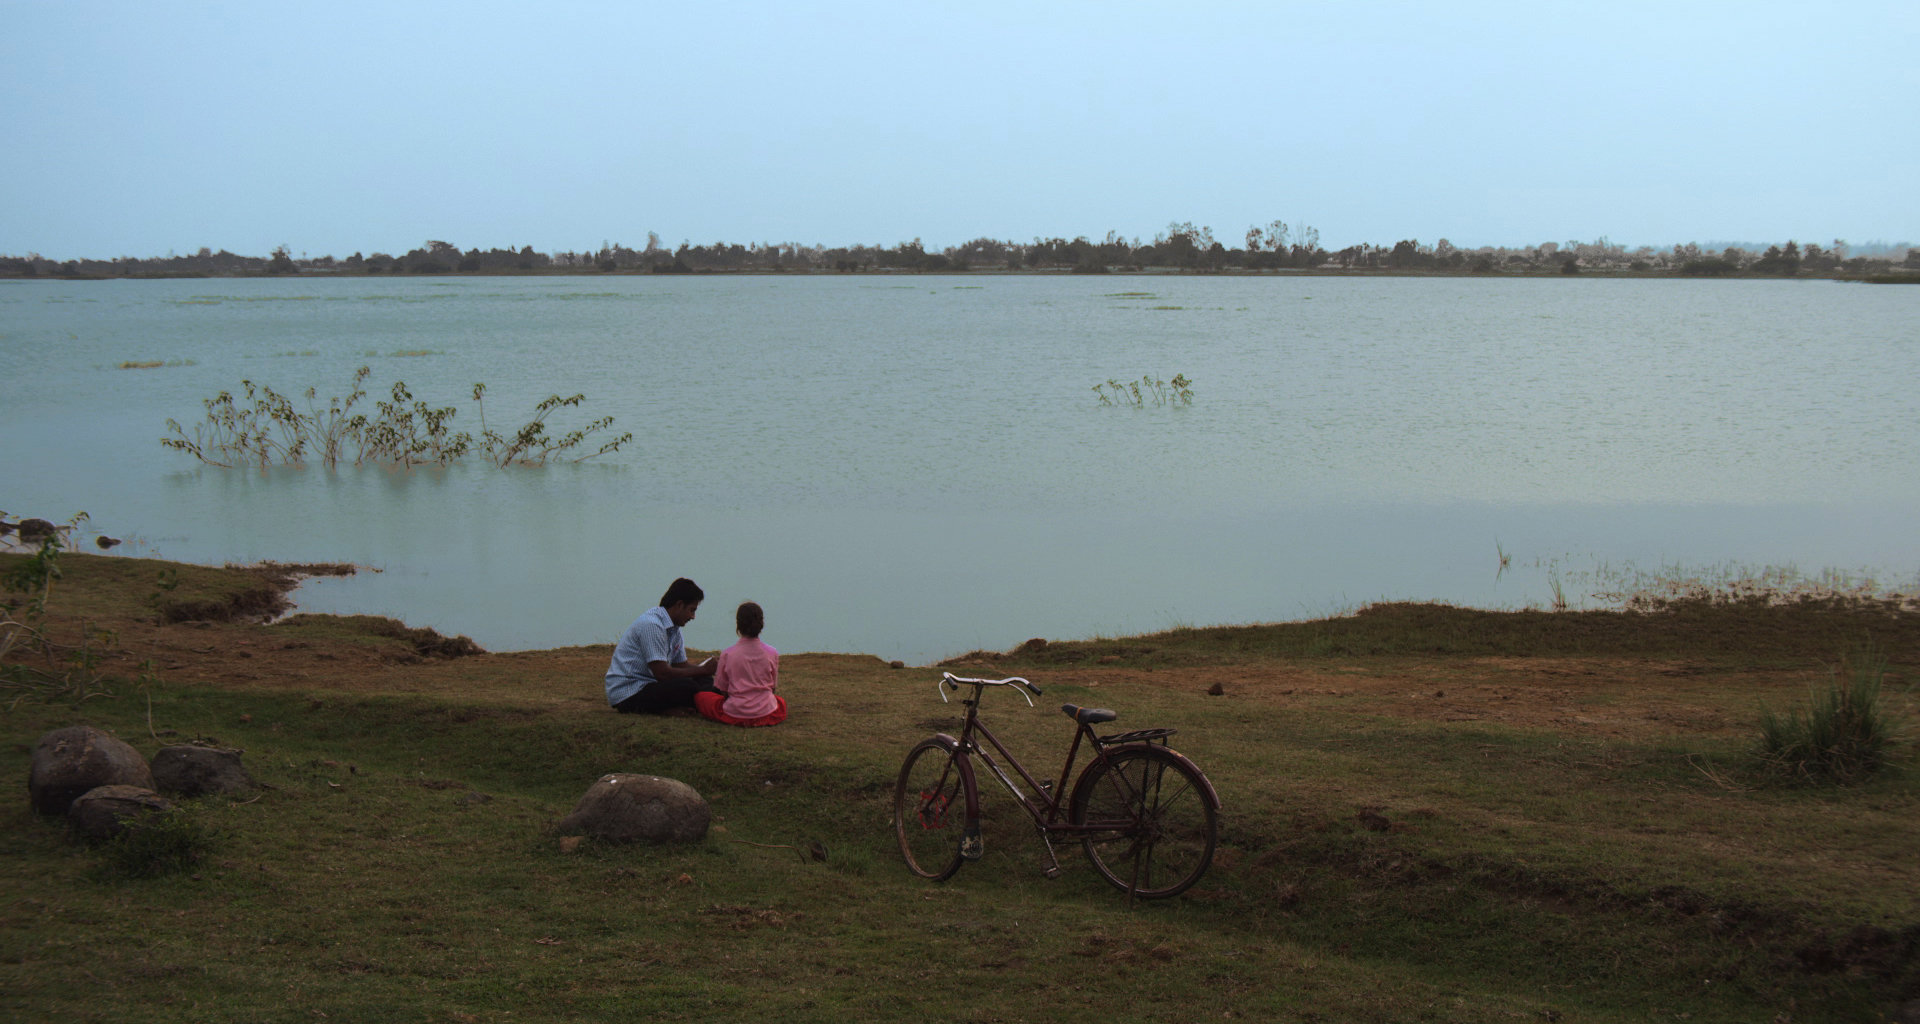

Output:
xmin=29 ymin=726 xmax=154 ymax=816
xmin=556 ymin=773 xmax=710 ymax=844
xmin=152 ymin=745 xmax=258 ymax=798
xmin=69 ymin=784 xmax=174 ymax=842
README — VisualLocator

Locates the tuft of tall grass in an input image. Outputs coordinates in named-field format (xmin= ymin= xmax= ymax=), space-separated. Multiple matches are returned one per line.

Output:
xmin=93 ymin=805 xmax=218 ymax=879
xmin=1753 ymin=645 xmax=1898 ymax=784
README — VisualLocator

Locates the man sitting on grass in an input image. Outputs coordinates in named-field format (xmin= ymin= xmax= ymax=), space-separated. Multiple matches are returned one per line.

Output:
xmin=605 ymin=577 xmax=720 ymax=714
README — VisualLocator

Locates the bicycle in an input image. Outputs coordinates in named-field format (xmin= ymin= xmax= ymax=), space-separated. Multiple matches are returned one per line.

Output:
xmin=893 ymin=671 xmax=1220 ymax=899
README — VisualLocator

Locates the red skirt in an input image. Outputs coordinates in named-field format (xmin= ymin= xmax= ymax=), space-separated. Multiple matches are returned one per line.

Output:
xmin=694 ymin=692 xmax=788 ymax=727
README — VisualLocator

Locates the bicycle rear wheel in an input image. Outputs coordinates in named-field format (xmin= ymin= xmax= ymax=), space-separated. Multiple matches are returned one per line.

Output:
xmin=1068 ymin=746 xmax=1218 ymax=898
xmin=893 ymin=736 xmax=974 ymax=881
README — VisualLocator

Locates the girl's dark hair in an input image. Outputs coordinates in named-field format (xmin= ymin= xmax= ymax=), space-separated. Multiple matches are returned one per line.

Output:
xmin=736 ymin=601 xmax=764 ymax=639
xmin=660 ymin=577 xmax=704 ymax=608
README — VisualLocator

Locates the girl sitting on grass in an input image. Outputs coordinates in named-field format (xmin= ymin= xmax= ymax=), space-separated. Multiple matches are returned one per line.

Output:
xmin=694 ymin=601 xmax=787 ymax=727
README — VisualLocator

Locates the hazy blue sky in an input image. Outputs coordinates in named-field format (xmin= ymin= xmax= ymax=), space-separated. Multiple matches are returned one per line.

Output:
xmin=5 ymin=1 xmax=1915 ymax=260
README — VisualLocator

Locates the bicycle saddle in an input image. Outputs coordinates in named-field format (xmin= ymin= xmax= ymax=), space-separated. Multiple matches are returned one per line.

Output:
xmin=1060 ymin=703 xmax=1118 ymax=725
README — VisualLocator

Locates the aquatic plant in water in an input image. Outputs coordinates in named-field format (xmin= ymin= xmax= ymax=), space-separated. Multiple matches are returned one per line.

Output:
xmin=161 ymin=367 xmax=632 ymax=469
xmin=1092 ymin=374 xmax=1193 ymax=407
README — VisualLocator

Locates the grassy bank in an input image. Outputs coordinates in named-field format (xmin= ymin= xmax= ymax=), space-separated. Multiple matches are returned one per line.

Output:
xmin=4 ymin=553 xmax=1917 ymax=1022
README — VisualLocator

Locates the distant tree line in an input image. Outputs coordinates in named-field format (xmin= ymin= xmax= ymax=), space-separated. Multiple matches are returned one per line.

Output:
xmin=4 ymin=224 xmax=1916 ymax=279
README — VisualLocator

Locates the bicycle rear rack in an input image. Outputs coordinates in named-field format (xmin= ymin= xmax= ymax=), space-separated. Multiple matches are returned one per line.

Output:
xmin=1098 ymin=727 xmax=1177 ymax=747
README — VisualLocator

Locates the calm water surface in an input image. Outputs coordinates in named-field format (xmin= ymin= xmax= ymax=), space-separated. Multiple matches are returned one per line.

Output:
xmin=2 ymin=275 xmax=1915 ymax=664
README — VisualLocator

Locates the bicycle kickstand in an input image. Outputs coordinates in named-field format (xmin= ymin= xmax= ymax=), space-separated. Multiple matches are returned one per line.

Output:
xmin=1036 ymin=828 xmax=1063 ymax=880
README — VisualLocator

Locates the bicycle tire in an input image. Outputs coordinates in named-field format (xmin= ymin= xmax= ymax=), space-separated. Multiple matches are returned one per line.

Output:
xmin=893 ymin=736 xmax=975 ymax=881
xmin=1068 ymin=745 xmax=1218 ymax=898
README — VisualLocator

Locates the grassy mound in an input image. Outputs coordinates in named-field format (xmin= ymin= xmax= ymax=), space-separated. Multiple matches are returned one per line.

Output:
xmin=3 ymin=555 xmax=1916 ymax=1021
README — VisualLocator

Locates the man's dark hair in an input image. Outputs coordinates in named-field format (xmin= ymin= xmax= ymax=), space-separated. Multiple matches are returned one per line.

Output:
xmin=736 ymin=601 xmax=764 ymax=639
xmin=660 ymin=577 xmax=704 ymax=609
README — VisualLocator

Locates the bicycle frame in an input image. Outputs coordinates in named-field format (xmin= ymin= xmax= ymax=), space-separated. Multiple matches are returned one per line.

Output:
xmin=933 ymin=673 xmax=1186 ymax=875
xmin=898 ymin=671 xmax=1222 ymax=897
xmin=957 ymin=700 xmax=1095 ymax=827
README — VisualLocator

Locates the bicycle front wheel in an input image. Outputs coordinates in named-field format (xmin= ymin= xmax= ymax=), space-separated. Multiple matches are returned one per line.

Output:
xmin=1069 ymin=746 xmax=1218 ymax=899
xmin=893 ymin=736 xmax=974 ymax=881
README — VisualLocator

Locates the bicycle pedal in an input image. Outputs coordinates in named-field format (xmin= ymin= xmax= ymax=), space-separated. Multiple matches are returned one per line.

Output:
xmin=1043 ymin=866 xmax=1061 ymax=880
xmin=960 ymin=825 xmax=984 ymax=860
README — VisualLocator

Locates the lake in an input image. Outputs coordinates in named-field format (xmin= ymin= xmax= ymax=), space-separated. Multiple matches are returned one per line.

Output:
xmin=2 ymin=273 xmax=1915 ymax=665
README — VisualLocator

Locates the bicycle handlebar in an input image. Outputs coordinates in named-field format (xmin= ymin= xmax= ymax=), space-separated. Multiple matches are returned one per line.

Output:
xmin=939 ymin=671 xmax=1042 ymax=705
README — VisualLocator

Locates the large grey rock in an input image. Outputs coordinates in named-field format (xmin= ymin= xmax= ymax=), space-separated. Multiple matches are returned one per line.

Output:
xmin=556 ymin=773 xmax=710 ymax=844
xmin=68 ymin=784 xmax=173 ymax=842
xmin=29 ymin=726 xmax=154 ymax=815
xmin=152 ymin=745 xmax=257 ymax=798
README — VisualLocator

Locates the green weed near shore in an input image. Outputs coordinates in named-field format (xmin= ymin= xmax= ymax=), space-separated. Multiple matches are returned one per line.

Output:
xmin=2 ymin=555 xmax=1918 ymax=1021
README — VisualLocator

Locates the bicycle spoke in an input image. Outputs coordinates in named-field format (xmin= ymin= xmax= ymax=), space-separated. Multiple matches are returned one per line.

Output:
xmin=1069 ymin=746 xmax=1218 ymax=899
xmin=894 ymin=738 xmax=973 ymax=881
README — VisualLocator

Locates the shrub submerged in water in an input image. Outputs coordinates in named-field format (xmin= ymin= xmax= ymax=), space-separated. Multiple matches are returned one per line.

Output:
xmin=1092 ymin=373 xmax=1193 ymax=407
xmin=162 ymin=367 xmax=631 ymax=469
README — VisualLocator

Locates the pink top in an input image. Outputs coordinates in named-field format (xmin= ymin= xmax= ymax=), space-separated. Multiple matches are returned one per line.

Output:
xmin=714 ymin=637 xmax=780 ymax=719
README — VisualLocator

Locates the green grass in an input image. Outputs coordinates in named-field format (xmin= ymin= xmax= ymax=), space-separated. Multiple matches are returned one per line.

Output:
xmin=93 ymin=804 xmax=219 ymax=879
xmin=3 ymin=557 xmax=1918 ymax=1021
xmin=985 ymin=598 xmax=1920 ymax=666
xmin=5 ymin=678 xmax=1913 ymax=1022
xmin=1756 ymin=645 xmax=1898 ymax=784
